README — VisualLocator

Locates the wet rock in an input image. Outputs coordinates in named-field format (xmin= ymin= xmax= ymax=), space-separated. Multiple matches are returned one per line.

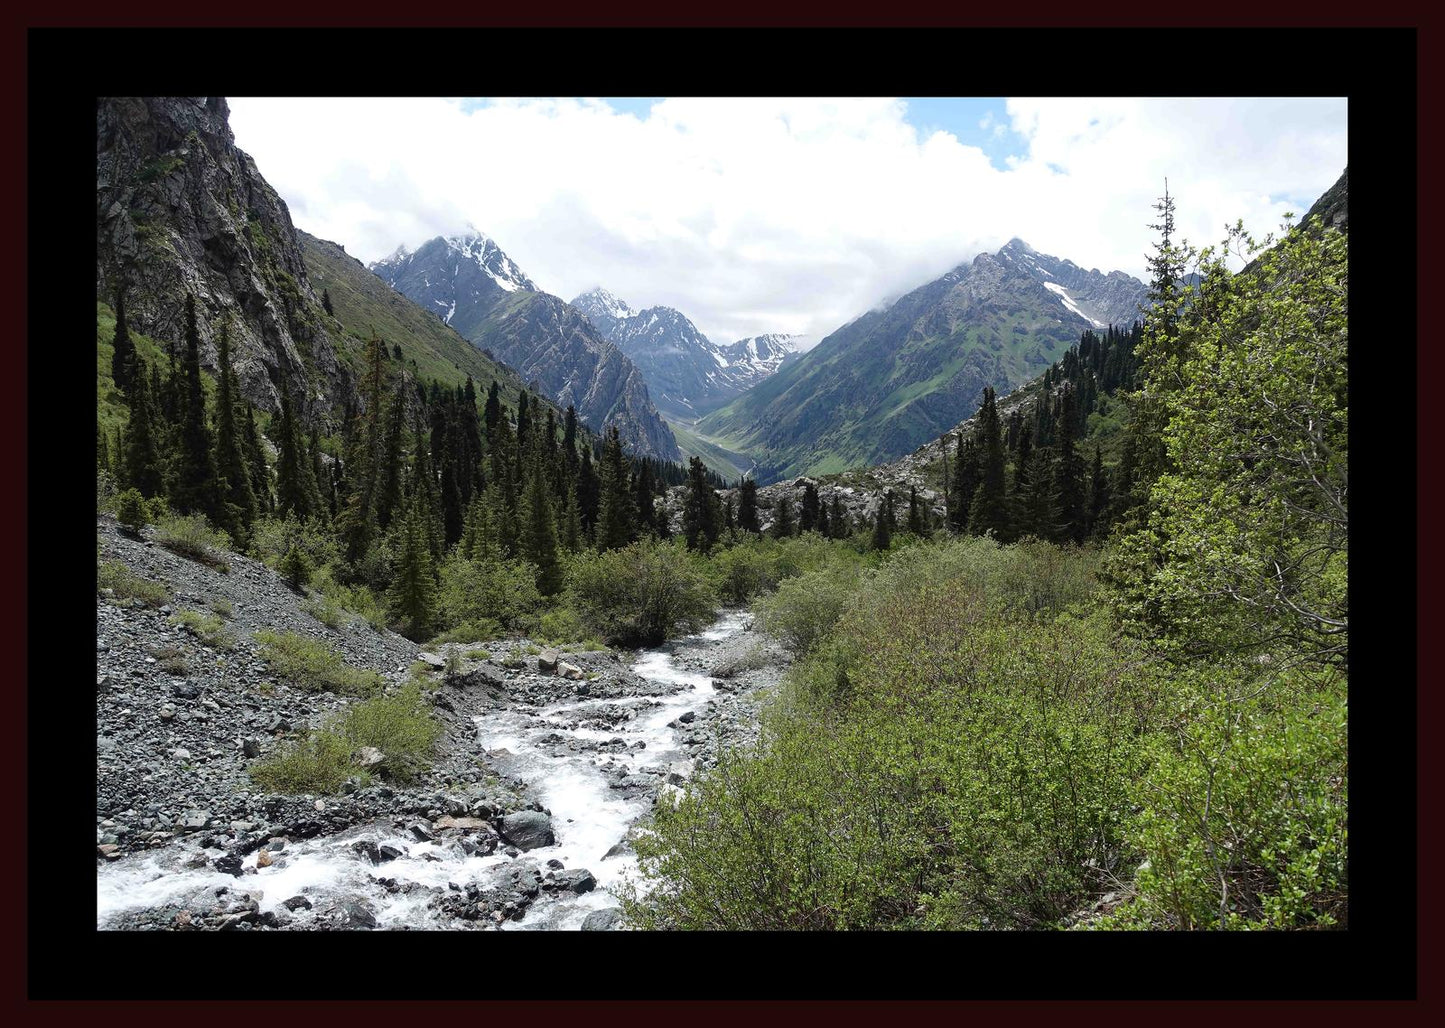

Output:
xmin=97 ymin=844 xmax=121 ymax=860
xmin=214 ymin=853 xmax=244 ymax=876
xmin=283 ymin=895 xmax=312 ymax=912
xmin=377 ymin=843 xmax=405 ymax=863
xmin=581 ymin=908 xmax=624 ymax=931
xmin=179 ymin=809 xmax=210 ymax=830
xmin=344 ymin=899 xmax=377 ymax=928
xmin=351 ymin=840 xmax=381 ymax=865
xmin=255 ymin=849 xmax=273 ymax=868
xmin=434 ymin=815 xmax=490 ymax=831
xmin=497 ymin=810 xmax=555 ymax=851
xmin=554 ymin=869 xmax=596 ymax=894
xmin=409 ymin=822 xmax=434 ymax=842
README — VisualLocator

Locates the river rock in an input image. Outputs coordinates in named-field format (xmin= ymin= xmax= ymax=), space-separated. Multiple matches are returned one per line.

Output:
xmin=538 ymin=649 xmax=560 ymax=672
xmin=581 ymin=908 xmax=624 ymax=931
xmin=558 ymin=662 xmax=585 ymax=681
xmin=497 ymin=810 xmax=555 ymax=851
xmin=344 ymin=899 xmax=378 ymax=928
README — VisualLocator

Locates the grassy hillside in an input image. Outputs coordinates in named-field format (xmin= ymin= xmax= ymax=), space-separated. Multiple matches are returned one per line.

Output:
xmin=666 ymin=419 xmax=753 ymax=483
xmin=299 ymin=232 xmax=539 ymax=412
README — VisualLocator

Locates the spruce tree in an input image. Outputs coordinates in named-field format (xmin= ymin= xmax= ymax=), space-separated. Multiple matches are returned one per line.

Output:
xmin=520 ymin=447 xmax=564 ymax=595
xmin=799 ymin=482 xmax=820 ymax=533
xmin=389 ymin=493 xmax=437 ymax=640
xmin=594 ymin=427 xmax=635 ymax=551
xmin=966 ymin=387 xmax=1008 ymax=537
xmin=737 ymin=479 xmax=761 ymax=534
xmin=170 ymin=295 xmax=222 ymax=520
xmin=771 ymin=496 xmax=794 ymax=539
xmin=212 ymin=321 xmax=257 ymax=543
xmin=906 ymin=485 xmax=926 ymax=536
xmin=123 ymin=359 xmax=166 ymax=498
xmin=375 ymin=377 xmax=407 ymax=531
xmin=828 ymin=494 xmax=847 ymax=538
xmin=321 ymin=289 xmax=334 ymax=317
xmin=274 ymin=375 xmax=316 ymax=520
xmin=949 ymin=435 xmax=980 ymax=534
xmin=1086 ymin=445 xmax=1111 ymax=541
xmin=242 ymin=401 xmax=272 ymax=513
xmin=110 ymin=289 xmax=137 ymax=397
xmin=815 ymin=496 xmax=830 ymax=538
xmin=681 ymin=456 xmax=720 ymax=552
xmin=577 ymin=443 xmax=600 ymax=534
xmin=723 ymin=496 xmax=736 ymax=532
xmin=1053 ymin=387 xmax=1087 ymax=544
xmin=484 ymin=380 xmax=502 ymax=440
xmin=562 ymin=481 xmax=584 ymax=552
xmin=871 ymin=495 xmax=892 ymax=551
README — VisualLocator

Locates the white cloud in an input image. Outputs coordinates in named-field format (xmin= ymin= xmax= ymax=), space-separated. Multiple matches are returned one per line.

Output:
xmin=228 ymin=96 xmax=1346 ymax=349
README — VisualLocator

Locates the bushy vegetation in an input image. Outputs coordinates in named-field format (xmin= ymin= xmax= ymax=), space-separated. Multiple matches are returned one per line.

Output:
xmin=168 ymin=608 xmax=236 ymax=650
xmin=98 ymin=560 xmax=171 ymax=607
xmin=252 ymin=630 xmax=384 ymax=696
xmin=564 ymin=538 xmax=717 ymax=647
xmin=154 ymin=513 xmax=232 ymax=572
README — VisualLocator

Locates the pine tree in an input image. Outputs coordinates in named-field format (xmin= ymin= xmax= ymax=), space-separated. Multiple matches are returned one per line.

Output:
xmin=681 ymin=456 xmax=720 ymax=552
xmin=375 ymin=376 xmax=407 ymax=531
xmin=828 ymin=494 xmax=847 ymax=539
xmin=484 ymin=380 xmax=502 ymax=440
xmin=771 ymin=496 xmax=794 ymax=539
xmin=242 ymin=401 xmax=272 ymax=513
xmin=389 ymin=493 xmax=437 ymax=639
xmin=562 ymin=481 xmax=584 ymax=552
xmin=949 ymin=435 xmax=980 ymax=534
xmin=738 ymin=479 xmax=761 ymax=534
xmin=594 ymin=427 xmax=635 ymax=551
xmin=871 ymin=495 xmax=892 ymax=551
xmin=1053 ymin=387 xmax=1087 ymax=544
xmin=170 ymin=295 xmax=222 ymax=520
xmin=321 ymin=289 xmax=334 ymax=317
xmin=577 ymin=443 xmax=600 ymax=534
xmin=110 ymin=289 xmax=137 ymax=397
xmin=274 ymin=375 xmax=317 ymax=520
xmin=800 ymin=482 xmax=820 ymax=533
xmin=1086 ymin=446 xmax=1111 ymax=541
xmin=123 ymin=358 xmax=166 ymax=498
xmin=816 ymin=495 xmax=830 ymax=538
xmin=906 ymin=485 xmax=927 ymax=536
xmin=212 ymin=320 xmax=257 ymax=543
xmin=520 ymin=447 xmax=564 ymax=595
xmin=967 ymin=387 xmax=1008 ymax=538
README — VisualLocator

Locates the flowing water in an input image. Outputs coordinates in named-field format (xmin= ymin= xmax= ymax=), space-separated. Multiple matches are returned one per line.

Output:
xmin=95 ymin=610 xmax=752 ymax=931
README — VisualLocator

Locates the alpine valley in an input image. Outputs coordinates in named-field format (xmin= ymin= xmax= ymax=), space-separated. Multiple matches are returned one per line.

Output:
xmin=89 ymin=93 xmax=1352 ymax=945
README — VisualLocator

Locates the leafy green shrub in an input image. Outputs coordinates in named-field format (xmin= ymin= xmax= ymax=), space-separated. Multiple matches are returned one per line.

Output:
xmin=310 ymin=566 xmax=388 ymax=631
xmin=624 ymin=578 xmax=1165 ymax=931
xmin=253 ymin=630 xmax=383 ymax=696
xmin=98 ymin=560 xmax=171 ymax=607
xmin=338 ymin=682 xmax=441 ymax=783
xmin=709 ymin=542 xmax=782 ymax=603
xmin=168 ymin=609 xmax=236 ymax=650
xmin=115 ymin=488 xmax=150 ymax=535
xmin=429 ymin=618 xmax=505 ymax=645
xmin=249 ymin=732 xmax=359 ymax=795
xmin=154 ymin=514 xmax=232 ymax=572
xmin=537 ymin=606 xmax=586 ymax=644
xmin=712 ymin=643 xmax=769 ymax=679
xmin=209 ymin=597 xmax=234 ymax=618
xmin=753 ymin=561 xmax=864 ymax=657
xmin=565 ymin=538 xmax=717 ymax=647
xmin=249 ymin=515 xmax=340 ymax=573
xmin=1108 ymin=667 xmax=1348 ymax=930
xmin=465 ymin=649 xmax=492 ymax=661
xmin=301 ymin=596 xmax=345 ymax=629
xmin=436 ymin=553 xmax=545 ymax=635
xmin=279 ymin=545 xmax=313 ymax=591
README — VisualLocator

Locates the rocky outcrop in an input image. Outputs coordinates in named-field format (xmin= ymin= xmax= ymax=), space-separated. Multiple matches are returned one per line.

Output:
xmin=96 ymin=97 xmax=349 ymax=425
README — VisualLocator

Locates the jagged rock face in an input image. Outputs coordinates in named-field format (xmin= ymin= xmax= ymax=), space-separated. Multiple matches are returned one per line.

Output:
xmin=696 ymin=239 xmax=1146 ymax=484
xmin=473 ymin=292 xmax=680 ymax=460
xmin=374 ymin=239 xmax=678 ymax=461
xmin=369 ymin=232 xmax=538 ymax=337
xmin=1301 ymin=168 xmax=1348 ymax=233
xmin=572 ymin=289 xmax=799 ymax=420
xmin=96 ymin=96 xmax=347 ymax=423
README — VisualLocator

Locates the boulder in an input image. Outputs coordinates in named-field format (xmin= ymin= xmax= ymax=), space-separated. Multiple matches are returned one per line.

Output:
xmin=355 ymin=746 xmax=385 ymax=768
xmin=558 ymin=662 xmax=585 ymax=681
xmin=581 ymin=907 xmax=624 ymax=931
xmin=418 ymin=652 xmax=445 ymax=670
xmin=538 ymin=649 xmax=560 ymax=673
xmin=497 ymin=810 xmax=555 ymax=851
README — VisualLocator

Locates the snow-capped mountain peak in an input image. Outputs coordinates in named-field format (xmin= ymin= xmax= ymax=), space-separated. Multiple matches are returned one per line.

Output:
xmin=573 ymin=287 xmax=637 ymax=322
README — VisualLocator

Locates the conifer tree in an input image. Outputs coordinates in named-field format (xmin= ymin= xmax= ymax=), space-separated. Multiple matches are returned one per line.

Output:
xmin=1053 ymin=387 xmax=1087 ymax=544
xmin=966 ymin=387 xmax=1008 ymax=537
xmin=681 ymin=456 xmax=720 ymax=552
xmin=800 ymin=482 xmax=820 ymax=533
xmin=1087 ymin=445 xmax=1111 ymax=540
xmin=308 ymin=428 xmax=329 ymax=520
xmin=389 ymin=493 xmax=437 ymax=639
xmin=828 ymin=494 xmax=847 ymax=538
xmin=212 ymin=320 xmax=257 ymax=543
xmin=737 ymin=479 xmax=761 ymax=534
xmin=274 ymin=375 xmax=317 ymax=521
xmin=459 ymin=494 xmax=489 ymax=560
xmin=594 ymin=427 xmax=635 ymax=551
xmin=170 ymin=295 xmax=222 ymax=520
xmin=242 ymin=401 xmax=272 ymax=513
xmin=484 ymin=380 xmax=502 ymax=440
xmin=562 ymin=481 xmax=584 ymax=552
xmin=815 ymin=496 xmax=829 ymax=538
xmin=110 ymin=289 xmax=137 ymax=397
xmin=520 ymin=447 xmax=564 ymax=595
xmin=321 ymin=289 xmax=334 ymax=317
xmin=906 ymin=485 xmax=926 ymax=536
xmin=871 ymin=495 xmax=893 ymax=551
xmin=771 ymin=496 xmax=794 ymax=539
xmin=577 ymin=443 xmax=600 ymax=534
xmin=376 ymin=377 xmax=407 ymax=531
xmin=723 ymin=496 xmax=736 ymax=532
xmin=124 ymin=358 xmax=166 ymax=498
xmin=949 ymin=435 xmax=980 ymax=534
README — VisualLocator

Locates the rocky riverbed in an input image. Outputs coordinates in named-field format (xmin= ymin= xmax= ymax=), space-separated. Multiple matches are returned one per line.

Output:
xmin=95 ymin=514 xmax=786 ymax=930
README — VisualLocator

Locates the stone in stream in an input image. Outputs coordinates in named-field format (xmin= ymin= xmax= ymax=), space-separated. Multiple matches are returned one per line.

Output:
xmin=344 ymin=899 xmax=378 ymax=928
xmin=581 ymin=908 xmax=624 ymax=931
xmin=351 ymin=840 xmax=381 ymax=865
xmin=497 ymin=810 xmax=555 ymax=851
xmin=283 ymin=895 xmax=313 ymax=912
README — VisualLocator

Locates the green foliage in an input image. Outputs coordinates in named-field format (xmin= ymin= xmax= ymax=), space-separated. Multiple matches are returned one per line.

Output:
xmin=253 ymin=630 xmax=384 ymax=696
xmin=249 ymin=731 xmax=359 ymax=795
xmin=565 ymin=538 xmax=717 ymax=647
xmin=97 ymin=560 xmax=171 ymax=607
xmin=537 ymin=606 xmax=586 ymax=644
xmin=115 ymin=488 xmax=150 ymax=535
xmin=167 ymin=609 xmax=236 ymax=650
xmin=279 ymin=544 xmax=313 ymax=591
xmin=300 ymin=595 xmax=345 ymax=629
xmin=754 ymin=560 xmax=865 ymax=657
xmin=153 ymin=513 xmax=232 ymax=572
xmin=1106 ymin=665 xmax=1348 ymax=930
xmin=208 ymin=596 xmax=234 ymax=618
xmin=436 ymin=552 xmax=545 ymax=635
xmin=337 ymin=682 xmax=441 ymax=783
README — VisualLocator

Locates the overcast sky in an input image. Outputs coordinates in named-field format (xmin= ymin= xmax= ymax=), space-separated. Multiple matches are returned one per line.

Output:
xmin=228 ymin=96 xmax=1347 ymax=349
